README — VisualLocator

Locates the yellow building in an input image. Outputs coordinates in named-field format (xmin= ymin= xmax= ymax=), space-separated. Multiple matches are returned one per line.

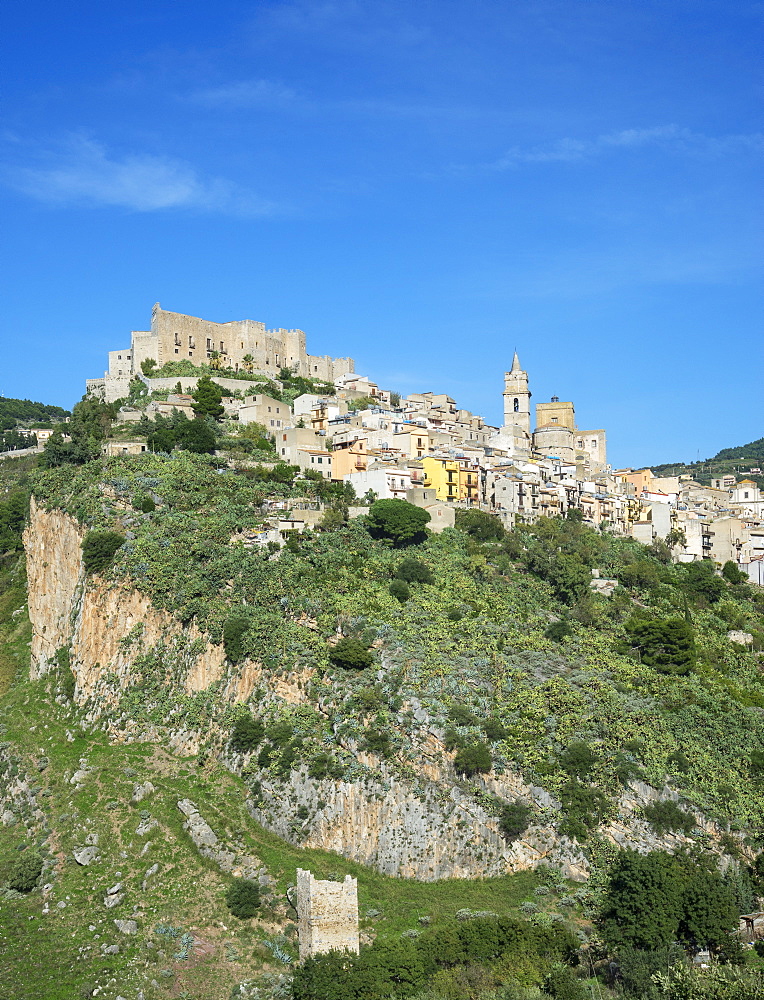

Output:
xmin=423 ymin=457 xmax=480 ymax=504
xmin=423 ymin=457 xmax=461 ymax=501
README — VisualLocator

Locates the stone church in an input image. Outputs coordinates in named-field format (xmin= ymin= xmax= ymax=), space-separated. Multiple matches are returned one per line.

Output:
xmin=494 ymin=352 xmax=607 ymax=471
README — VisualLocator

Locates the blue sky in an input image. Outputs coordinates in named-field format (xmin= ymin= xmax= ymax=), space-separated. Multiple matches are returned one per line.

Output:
xmin=1 ymin=0 xmax=761 ymax=468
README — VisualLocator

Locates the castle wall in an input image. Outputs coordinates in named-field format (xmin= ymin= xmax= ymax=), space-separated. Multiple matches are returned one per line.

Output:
xmin=296 ymin=869 xmax=359 ymax=960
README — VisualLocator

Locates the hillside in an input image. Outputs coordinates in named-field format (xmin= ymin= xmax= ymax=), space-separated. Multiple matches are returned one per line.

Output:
xmin=651 ymin=436 xmax=764 ymax=489
xmin=2 ymin=451 xmax=764 ymax=998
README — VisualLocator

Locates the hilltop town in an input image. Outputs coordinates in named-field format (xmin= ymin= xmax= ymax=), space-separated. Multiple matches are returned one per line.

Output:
xmin=84 ymin=304 xmax=764 ymax=583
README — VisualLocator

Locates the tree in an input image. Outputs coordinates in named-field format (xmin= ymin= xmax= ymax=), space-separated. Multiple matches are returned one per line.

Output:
xmin=395 ymin=557 xmax=434 ymax=584
xmin=453 ymin=742 xmax=492 ymax=777
xmin=624 ymin=618 xmax=695 ymax=674
xmin=223 ymin=614 xmax=251 ymax=663
xmin=147 ymin=427 xmax=176 ymax=453
xmin=559 ymin=741 xmax=597 ymax=779
xmin=225 ymin=878 xmax=260 ymax=918
xmin=176 ymin=419 xmax=217 ymax=453
xmin=230 ymin=713 xmax=264 ymax=752
xmin=722 ymin=560 xmax=746 ymax=584
xmin=456 ymin=508 xmax=505 ymax=541
xmin=329 ymin=637 xmax=373 ymax=670
xmin=681 ymin=560 xmax=725 ymax=604
xmin=366 ymin=499 xmax=430 ymax=547
xmin=191 ymin=376 xmax=224 ymax=420
xmin=497 ymin=800 xmax=531 ymax=841
xmin=140 ymin=358 xmax=158 ymax=375
xmin=82 ymin=530 xmax=124 ymax=574
xmin=599 ymin=850 xmax=684 ymax=951
xmin=599 ymin=850 xmax=738 ymax=956
xmin=389 ymin=579 xmax=410 ymax=603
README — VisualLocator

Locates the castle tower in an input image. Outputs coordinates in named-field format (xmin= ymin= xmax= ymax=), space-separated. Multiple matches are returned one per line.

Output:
xmin=503 ymin=352 xmax=531 ymax=435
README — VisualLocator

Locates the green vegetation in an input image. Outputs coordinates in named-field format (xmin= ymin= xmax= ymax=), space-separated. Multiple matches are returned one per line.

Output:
xmin=225 ymin=878 xmax=261 ymax=918
xmin=81 ymin=529 xmax=125 ymax=574
xmin=0 ymin=396 xmax=69 ymax=430
xmin=328 ymin=637 xmax=374 ymax=671
xmin=293 ymin=912 xmax=579 ymax=999
xmin=230 ymin=712 xmax=265 ymax=753
xmin=366 ymin=498 xmax=430 ymax=546
xmin=2 ymin=447 xmax=764 ymax=997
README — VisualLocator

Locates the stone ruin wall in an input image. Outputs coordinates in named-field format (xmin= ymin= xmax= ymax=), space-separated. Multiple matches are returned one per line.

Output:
xmin=296 ymin=868 xmax=359 ymax=961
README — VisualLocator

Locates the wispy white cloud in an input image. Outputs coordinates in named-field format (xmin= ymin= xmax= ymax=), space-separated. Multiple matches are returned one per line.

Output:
xmin=492 ymin=125 xmax=764 ymax=168
xmin=4 ymin=136 xmax=276 ymax=215
xmin=191 ymin=78 xmax=297 ymax=109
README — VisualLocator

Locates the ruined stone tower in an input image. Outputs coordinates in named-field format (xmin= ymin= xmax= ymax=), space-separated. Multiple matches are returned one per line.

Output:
xmin=295 ymin=869 xmax=359 ymax=961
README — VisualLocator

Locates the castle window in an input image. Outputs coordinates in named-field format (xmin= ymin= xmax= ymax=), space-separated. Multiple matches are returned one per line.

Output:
xmin=175 ymin=332 xmax=181 ymax=346
xmin=207 ymin=338 xmax=212 ymax=350
xmin=551 ymin=417 xmax=558 ymax=424
xmin=175 ymin=349 xmax=179 ymax=354
xmin=513 ymin=398 xmax=519 ymax=412
xmin=188 ymin=336 xmax=195 ymax=349
xmin=591 ymin=440 xmax=597 ymax=448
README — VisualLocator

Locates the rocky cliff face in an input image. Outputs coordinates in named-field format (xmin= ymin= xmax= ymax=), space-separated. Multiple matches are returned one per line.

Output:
xmin=24 ymin=501 xmax=733 ymax=882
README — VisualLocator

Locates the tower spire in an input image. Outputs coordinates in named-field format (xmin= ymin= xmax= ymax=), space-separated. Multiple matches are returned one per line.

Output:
xmin=511 ymin=350 xmax=521 ymax=372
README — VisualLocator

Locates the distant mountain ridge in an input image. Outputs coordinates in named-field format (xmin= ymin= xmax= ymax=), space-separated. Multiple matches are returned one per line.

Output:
xmin=651 ymin=435 xmax=764 ymax=488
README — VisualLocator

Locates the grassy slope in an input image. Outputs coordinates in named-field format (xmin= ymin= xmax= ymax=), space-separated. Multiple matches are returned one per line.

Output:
xmin=0 ymin=671 xmax=549 ymax=1000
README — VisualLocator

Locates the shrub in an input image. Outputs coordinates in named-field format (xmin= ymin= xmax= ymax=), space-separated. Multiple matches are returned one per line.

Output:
xmin=497 ymin=801 xmax=532 ymax=841
xmin=643 ymin=800 xmax=696 ymax=836
xmin=559 ymin=741 xmax=597 ymax=779
xmin=223 ymin=614 xmax=251 ymax=664
xmin=328 ymin=637 xmax=373 ymax=671
xmin=81 ymin=530 xmax=125 ymax=574
xmin=484 ymin=716 xmax=510 ymax=741
xmin=225 ymin=878 xmax=260 ymax=919
xmin=449 ymin=705 xmax=479 ymax=726
xmin=453 ymin=742 xmax=492 ymax=777
xmin=136 ymin=494 xmax=156 ymax=513
xmin=395 ymin=557 xmax=434 ymax=584
xmin=542 ymin=965 xmax=589 ymax=1000
xmin=56 ymin=646 xmax=75 ymax=700
xmin=6 ymin=850 xmax=43 ymax=893
xmin=362 ymin=728 xmax=392 ymax=758
xmin=388 ymin=579 xmax=410 ymax=603
xmin=545 ymin=619 xmax=572 ymax=643
xmin=722 ymin=560 xmax=747 ymax=584
xmin=681 ymin=560 xmax=725 ymax=604
xmin=230 ymin=714 xmax=265 ymax=753
xmin=559 ymin=780 xmax=609 ymax=841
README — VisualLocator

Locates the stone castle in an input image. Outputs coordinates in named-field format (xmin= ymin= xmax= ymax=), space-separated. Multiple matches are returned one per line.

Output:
xmin=87 ymin=303 xmax=355 ymax=403
xmin=295 ymin=869 xmax=359 ymax=960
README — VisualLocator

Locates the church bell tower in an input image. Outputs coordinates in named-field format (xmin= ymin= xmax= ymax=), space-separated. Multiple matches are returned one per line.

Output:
xmin=503 ymin=351 xmax=531 ymax=435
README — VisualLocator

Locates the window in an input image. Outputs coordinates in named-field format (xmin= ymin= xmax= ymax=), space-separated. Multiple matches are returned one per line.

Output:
xmin=591 ymin=440 xmax=597 ymax=448
xmin=317 ymin=457 xmax=323 ymax=464
xmin=207 ymin=338 xmax=212 ymax=350
xmin=175 ymin=349 xmax=179 ymax=354
xmin=118 ymin=354 xmax=122 ymax=360
xmin=175 ymin=332 xmax=181 ymax=346
xmin=189 ymin=336 xmax=195 ymax=349
xmin=513 ymin=398 xmax=519 ymax=412
xmin=551 ymin=417 xmax=558 ymax=424
xmin=745 ymin=492 xmax=750 ymax=499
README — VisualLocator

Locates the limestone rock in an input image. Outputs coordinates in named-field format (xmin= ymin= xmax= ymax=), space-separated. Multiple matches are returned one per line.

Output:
xmin=177 ymin=800 xmax=218 ymax=848
xmin=73 ymin=846 xmax=100 ymax=866
xmin=131 ymin=782 xmax=155 ymax=804
xmin=114 ymin=919 xmax=137 ymax=935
